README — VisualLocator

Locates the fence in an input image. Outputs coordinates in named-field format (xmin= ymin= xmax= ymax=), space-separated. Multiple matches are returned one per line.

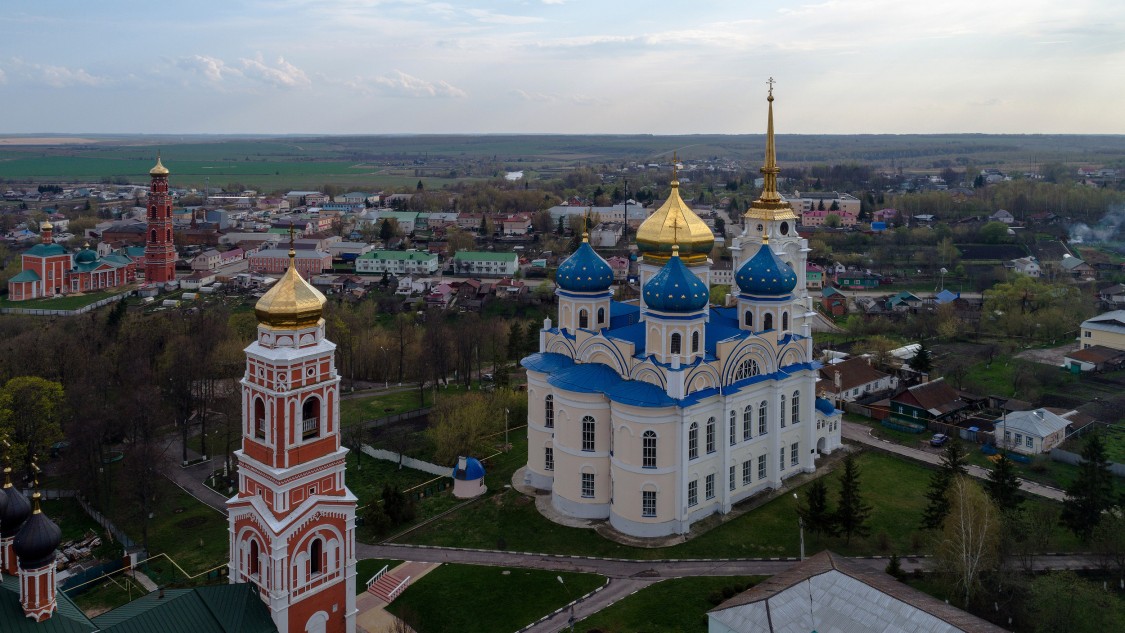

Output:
xmin=361 ymin=445 xmax=449 ymax=477
xmin=1049 ymin=448 xmax=1125 ymax=477
xmin=358 ymin=407 xmax=432 ymax=430
xmin=60 ymin=559 xmax=126 ymax=595
xmin=0 ymin=292 xmax=129 ymax=317
xmin=75 ymin=495 xmax=140 ymax=551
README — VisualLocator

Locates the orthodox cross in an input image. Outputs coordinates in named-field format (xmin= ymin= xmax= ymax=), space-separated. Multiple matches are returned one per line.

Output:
xmin=672 ymin=151 xmax=679 ymax=180
xmin=671 ymin=216 xmax=681 ymax=248
xmin=767 ymin=76 xmax=776 ymax=97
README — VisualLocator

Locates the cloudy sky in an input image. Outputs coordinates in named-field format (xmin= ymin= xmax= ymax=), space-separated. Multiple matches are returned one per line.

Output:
xmin=1 ymin=0 xmax=1122 ymax=135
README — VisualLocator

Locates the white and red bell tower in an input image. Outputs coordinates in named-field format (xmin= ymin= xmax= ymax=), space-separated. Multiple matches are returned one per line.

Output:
xmin=227 ymin=248 xmax=357 ymax=633
xmin=144 ymin=154 xmax=176 ymax=284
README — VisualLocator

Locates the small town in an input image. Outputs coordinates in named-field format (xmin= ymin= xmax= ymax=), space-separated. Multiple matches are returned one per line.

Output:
xmin=1 ymin=2 xmax=1124 ymax=633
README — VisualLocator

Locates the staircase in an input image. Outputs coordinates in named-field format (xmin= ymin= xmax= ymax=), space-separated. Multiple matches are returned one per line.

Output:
xmin=367 ymin=570 xmax=411 ymax=603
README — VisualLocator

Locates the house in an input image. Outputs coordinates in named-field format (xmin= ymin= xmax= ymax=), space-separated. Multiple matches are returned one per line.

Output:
xmin=996 ymin=408 xmax=1071 ymax=455
xmin=1063 ymin=345 xmax=1125 ymax=372
xmin=805 ymin=263 xmax=824 ymax=290
xmin=872 ymin=208 xmax=899 ymax=224
xmin=709 ymin=551 xmax=1006 ymax=633
xmin=606 ymin=255 xmax=630 ymax=281
xmin=1009 ymin=256 xmax=1041 ymax=277
xmin=501 ymin=214 xmax=532 ymax=235
xmin=246 ymin=249 xmax=331 ymax=279
xmin=451 ymin=251 xmax=518 ymax=277
xmin=493 ymin=277 xmax=528 ymax=300
xmin=1098 ymin=283 xmax=1125 ymax=307
xmin=821 ymin=286 xmax=848 ymax=317
xmin=934 ymin=289 xmax=960 ymax=305
xmin=354 ymin=250 xmax=439 ymax=276
xmin=181 ymin=269 xmax=218 ymax=289
xmin=590 ymin=223 xmax=623 ymax=248
xmin=817 ymin=357 xmax=899 ymax=403
xmin=424 ymin=282 xmax=455 ymax=308
xmin=785 ymin=191 xmax=861 ymax=216
xmin=1060 ymin=255 xmax=1095 ymax=278
xmin=192 ymin=249 xmax=222 ymax=271
xmin=395 ymin=275 xmax=430 ymax=296
xmin=835 ymin=272 xmax=880 ymax=290
xmin=886 ymin=291 xmax=922 ymax=311
xmin=800 ymin=209 xmax=858 ymax=227
xmin=219 ymin=248 xmax=245 ymax=267
xmin=889 ymin=378 xmax=969 ymax=426
xmin=1079 ymin=310 xmax=1125 ymax=351
xmin=989 ymin=209 xmax=1015 ymax=224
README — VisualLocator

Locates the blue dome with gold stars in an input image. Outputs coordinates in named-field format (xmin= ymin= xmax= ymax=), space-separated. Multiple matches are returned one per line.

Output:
xmin=556 ymin=240 xmax=614 ymax=293
xmin=643 ymin=248 xmax=708 ymax=313
xmin=736 ymin=241 xmax=797 ymax=296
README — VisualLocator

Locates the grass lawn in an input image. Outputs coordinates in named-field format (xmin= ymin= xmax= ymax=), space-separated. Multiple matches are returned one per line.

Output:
xmin=400 ymin=451 xmax=1084 ymax=558
xmin=41 ymin=498 xmax=104 ymax=544
xmin=0 ymin=289 xmax=126 ymax=310
xmin=387 ymin=564 xmax=604 ymax=633
xmin=340 ymin=389 xmax=431 ymax=427
xmin=578 ymin=576 xmax=764 ymax=633
xmin=355 ymin=559 xmax=403 ymax=594
xmin=70 ymin=574 xmax=150 ymax=617
xmin=121 ymin=482 xmax=230 ymax=587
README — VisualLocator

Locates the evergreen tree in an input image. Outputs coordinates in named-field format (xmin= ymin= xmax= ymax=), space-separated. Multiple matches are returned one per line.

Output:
xmin=1061 ymin=434 xmax=1116 ymax=541
xmin=798 ymin=478 xmax=836 ymax=539
xmin=908 ymin=341 xmax=933 ymax=374
xmin=985 ymin=453 xmax=1024 ymax=515
xmin=507 ymin=322 xmax=524 ymax=361
xmin=921 ymin=440 xmax=967 ymax=529
xmin=834 ymin=453 xmax=872 ymax=544
xmin=416 ymin=180 xmax=424 ymax=191
xmin=557 ymin=215 xmax=565 ymax=235
xmin=380 ymin=218 xmax=393 ymax=242
xmin=524 ymin=321 xmax=540 ymax=357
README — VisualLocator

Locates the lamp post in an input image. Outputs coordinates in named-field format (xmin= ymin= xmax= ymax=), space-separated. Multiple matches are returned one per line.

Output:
xmin=793 ymin=493 xmax=805 ymax=561
xmin=557 ymin=576 xmax=575 ymax=632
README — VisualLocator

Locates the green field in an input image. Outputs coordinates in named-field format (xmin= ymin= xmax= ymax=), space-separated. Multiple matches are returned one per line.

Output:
xmin=578 ymin=576 xmax=764 ymax=633
xmin=387 ymin=564 xmax=604 ymax=633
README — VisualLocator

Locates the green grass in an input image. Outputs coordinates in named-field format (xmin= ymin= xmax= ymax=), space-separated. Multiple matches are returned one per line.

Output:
xmin=340 ymin=389 xmax=431 ymax=427
xmin=127 ymin=482 xmax=230 ymax=585
xmin=400 ymin=451 xmax=1085 ymax=558
xmin=41 ymin=498 xmax=104 ymax=544
xmin=347 ymin=449 xmax=443 ymax=509
xmin=70 ymin=574 xmax=150 ymax=617
xmin=578 ymin=576 xmax=764 ymax=633
xmin=387 ymin=564 xmax=604 ymax=633
xmin=355 ymin=559 xmax=403 ymax=594
xmin=0 ymin=289 xmax=127 ymax=310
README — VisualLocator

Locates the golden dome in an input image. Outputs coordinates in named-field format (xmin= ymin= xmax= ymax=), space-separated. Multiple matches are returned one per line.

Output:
xmin=254 ymin=253 xmax=326 ymax=329
xmin=635 ymin=176 xmax=714 ymax=265
xmin=149 ymin=155 xmax=169 ymax=176
xmin=745 ymin=81 xmax=798 ymax=223
xmin=40 ymin=220 xmax=53 ymax=231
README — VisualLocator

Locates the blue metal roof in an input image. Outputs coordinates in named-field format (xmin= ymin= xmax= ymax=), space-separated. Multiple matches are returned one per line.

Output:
xmin=705 ymin=322 xmax=746 ymax=355
xmin=816 ymin=397 xmax=837 ymax=415
xmin=605 ymin=380 xmax=677 ymax=407
xmin=735 ymin=242 xmax=797 ymax=296
xmin=642 ymin=253 xmax=708 ymax=313
xmin=548 ymin=363 xmax=623 ymax=394
xmin=453 ymin=457 xmax=486 ymax=480
xmin=606 ymin=321 xmax=647 ymax=355
xmin=521 ymin=352 xmax=575 ymax=374
xmin=556 ymin=241 xmax=614 ymax=293
xmin=609 ymin=301 xmax=641 ymax=329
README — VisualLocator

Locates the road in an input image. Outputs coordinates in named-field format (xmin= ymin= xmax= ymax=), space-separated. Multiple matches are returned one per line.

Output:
xmin=842 ymin=421 xmax=1067 ymax=501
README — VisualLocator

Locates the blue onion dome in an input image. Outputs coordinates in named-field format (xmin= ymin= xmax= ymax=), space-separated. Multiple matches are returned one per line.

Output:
xmin=452 ymin=456 xmax=486 ymax=480
xmin=1 ymin=485 xmax=32 ymax=539
xmin=556 ymin=234 xmax=614 ymax=293
xmin=13 ymin=503 xmax=61 ymax=569
xmin=815 ymin=397 xmax=836 ymax=415
xmin=75 ymin=243 xmax=97 ymax=264
xmin=643 ymin=246 xmax=709 ymax=313
xmin=735 ymin=238 xmax=797 ymax=296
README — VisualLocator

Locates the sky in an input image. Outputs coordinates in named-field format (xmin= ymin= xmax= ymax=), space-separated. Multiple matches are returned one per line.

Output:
xmin=1 ymin=0 xmax=1123 ymax=135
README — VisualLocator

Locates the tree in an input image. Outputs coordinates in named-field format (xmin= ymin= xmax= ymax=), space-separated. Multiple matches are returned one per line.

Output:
xmin=0 ymin=376 xmax=67 ymax=477
xmin=381 ymin=484 xmax=416 ymax=525
xmin=984 ymin=453 xmax=1023 ymax=515
xmin=1061 ymin=434 xmax=1116 ymax=541
xmin=380 ymin=218 xmax=395 ymax=242
xmin=936 ymin=476 xmax=1000 ymax=608
xmin=1091 ymin=507 xmax=1125 ymax=588
xmin=713 ymin=216 xmax=726 ymax=235
xmin=921 ymin=440 xmax=968 ymax=529
xmin=824 ymin=213 xmax=842 ymax=228
xmin=507 ymin=322 xmax=524 ymax=361
xmin=908 ymin=341 xmax=933 ymax=374
xmin=797 ymin=478 xmax=836 ymax=539
xmin=1029 ymin=571 xmax=1125 ymax=633
xmin=833 ymin=453 xmax=872 ymax=544
xmin=979 ymin=221 xmax=1009 ymax=244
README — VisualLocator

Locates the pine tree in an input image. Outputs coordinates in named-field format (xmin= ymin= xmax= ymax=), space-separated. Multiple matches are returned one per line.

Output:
xmin=524 ymin=321 xmax=540 ymax=357
xmin=380 ymin=218 xmax=393 ymax=242
xmin=908 ymin=341 xmax=933 ymax=374
xmin=921 ymin=440 xmax=967 ymax=529
xmin=1061 ymin=434 xmax=1116 ymax=541
xmin=798 ymin=478 xmax=836 ymax=539
xmin=985 ymin=453 xmax=1024 ymax=515
xmin=834 ymin=453 xmax=872 ymax=544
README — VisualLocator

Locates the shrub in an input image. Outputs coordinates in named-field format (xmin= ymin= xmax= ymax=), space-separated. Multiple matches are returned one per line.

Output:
xmin=876 ymin=530 xmax=892 ymax=551
xmin=707 ymin=591 xmax=725 ymax=606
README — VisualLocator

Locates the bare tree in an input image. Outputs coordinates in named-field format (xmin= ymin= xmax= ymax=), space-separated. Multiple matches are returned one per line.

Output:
xmin=936 ymin=476 xmax=1000 ymax=608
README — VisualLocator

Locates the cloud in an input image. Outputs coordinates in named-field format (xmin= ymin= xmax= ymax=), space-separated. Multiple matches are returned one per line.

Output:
xmin=175 ymin=55 xmax=242 ymax=82
xmin=541 ymin=0 xmax=566 ymax=4
xmin=238 ymin=55 xmax=311 ymax=88
xmin=0 ymin=67 xmax=5 ymax=84
xmin=466 ymin=8 xmax=545 ymax=25
xmin=354 ymin=70 xmax=466 ymax=97
xmin=4 ymin=59 xmax=105 ymax=87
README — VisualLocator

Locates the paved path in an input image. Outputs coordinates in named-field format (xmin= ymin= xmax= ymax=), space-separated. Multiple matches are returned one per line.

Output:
xmin=162 ymin=434 xmax=230 ymax=513
xmin=842 ymin=421 xmax=1067 ymax=501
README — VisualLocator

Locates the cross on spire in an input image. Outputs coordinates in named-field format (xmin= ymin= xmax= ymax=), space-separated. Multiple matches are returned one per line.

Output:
xmin=670 ymin=215 xmax=681 ymax=251
xmin=672 ymin=151 xmax=679 ymax=181
xmin=767 ymin=76 xmax=776 ymax=98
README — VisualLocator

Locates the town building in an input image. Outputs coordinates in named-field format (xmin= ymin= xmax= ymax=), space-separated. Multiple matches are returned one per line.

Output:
xmin=996 ymin=409 xmax=1071 ymax=455
xmin=1008 ymin=257 xmax=1041 ymax=277
xmin=522 ymin=89 xmax=842 ymax=539
xmin=889 ymin=379 xmax=968 ymax=428
xmin=354 ymin=250 xmax=439 ymax=276
xmin=7 ymin=227 xmax=138 ymax=301
xmin=144 ymin=156 xmax=177 ymax=284
xmin=1080 ymin=310 xmax=1125 ymax=351
xmin=820 ymin=287 xmax=848 ymax=317
xmin=786 ymin=191 xmax=861 ymax=217
xmin=799 ymin=209 xmax=858 ymax=227
xmin=817 ymin=357 xmax=898 ymax=404
xmin=1060 ymin=255 xmax=1095 ymax=279
xmin=451 ymin=251 xmax=518 ymax=277
xmin=248 ymin=249 xmax=332 ymax=279
xmin=805 ymin=263 xmax=824 ymax=290
xmin=1064 ymin=345 xmax=1125 ymax=372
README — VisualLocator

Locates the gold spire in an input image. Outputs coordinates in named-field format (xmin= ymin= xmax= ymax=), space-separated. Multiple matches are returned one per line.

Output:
xmin=746 ymin=78 xmax=797 ymax=223
xmin=254 ymin=222 xmax=326 ymax=329
xmin=30 ymin=455 xmax=41 ymax=514
xmin=636 ymin=161 xmax=714 ymax=264
xmin=582 ymin=208 xmax=590 ymax=243
xmin=2 ymin=434 xmax=12 ymax=490
xmin=150 ymin=152 xmax=169 ymax=176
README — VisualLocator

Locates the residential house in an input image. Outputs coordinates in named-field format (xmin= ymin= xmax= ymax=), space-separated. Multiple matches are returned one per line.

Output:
xmin=1079 ymin=310 xmax=1125 ymax=351
xmin=590 ymin=223 xmax=623 ymax=248
xmin=501 ymin=214 xmax=532 ymax=235
xmin=1009 ymin=257 xmax=1041 ymax=277
xmin=872 ymin=208 xmax=899 ymax=224
xmin=989 ymin=209 xmax=1015 ymax=224
xmin=800 ymin=209 xmax=858 ymax=227
xmin=805 ymin=263 xmax=824 ymax=290
xmin=996 ymin=408 xmax=1070 ymax=455
xmin=711 ymin=261 xmax=733 ymax=286
xmin=192 ymin=249 xmax=222 ymax=271
xmin=1063 ymin=345 xmax=1125 ymax=372
xmin=889 ymin=378 xmax=969 ymax=427
xmin=1060 ymin=255 xmax=1095 ymax=278
xmin=886 ymin=291 xmax=923 ymax=312
xmin=180 ymin=269 xmax=217 ymax=289
xmin=1097 ymin=283 xmax=1125 ymax=308
xmin=395 ymin=275 xmax=430 ymax=296
xmin=934 ymin=289 xmax=960 ymax=305
xmin=835 ymin=272 xmax=880 ymax=290
xmin=425 ymin=282 xmax=455 ymax=308
xmin=821 ymin=286 xmax=848 ymax=317
xmin=817 ymin=357 xmax=899 ymax=403
xmin=354 ymin=250 xmax=439 ymax=276
xmin=219 ymin=248 xmax=245 ymax=267
xmin=247 ymin=249 xmax=331 ymax=279
xmin=451 ymin=251 xmax=518 ymax=277
xmin=786 ymin=191 xmax=861 ymax=216
xmin=494 ymin=277 xmax=528 ymax=301
xmin=829 ymin=262 xmax=847 ymax=275
xmin=606 ymin=255 xmax=630 ymax=281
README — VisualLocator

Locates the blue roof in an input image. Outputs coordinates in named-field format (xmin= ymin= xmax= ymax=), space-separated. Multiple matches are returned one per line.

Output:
xmin=935 ymin=289 xmax=959 ymax=304
xmin=521 ymin=352 xmax=575 ymax=374
xmin=453 ymin=457 xmax=486 ymax=480
xmin=555 ymin=241 xmax=614 ymax=293
xmin=75 ymin=248 xmax=97 ymax=265
xmin=705 ymin=322 xmax=746 ymax=356
xmin=709 ymin=306 xmax=739 ymax=329
xmin=548 ymin=362 xmax=623 ymax=394
xmin=609 ymin=301 xmax=641 ymax=329
xmin=605 ymin=379 xmax=677 ymax=407
xmin=735 ymin=242 xmax=797 ymax=296
xmin=642 ymin=253 xmax=708 ymax=313
xmin=815 ymin=397 xmax=837 ymax=415
xmin=606 ymin=321 xmax=647 ymax=355
xmin=522 ymin=352 xmax=677 ymax=408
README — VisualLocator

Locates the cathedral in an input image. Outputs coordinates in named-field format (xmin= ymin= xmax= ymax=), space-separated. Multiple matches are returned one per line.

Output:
xmin=522 ymin=87 xmax=842 ymax=538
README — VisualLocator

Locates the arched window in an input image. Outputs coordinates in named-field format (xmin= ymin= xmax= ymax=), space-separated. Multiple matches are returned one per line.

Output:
xmin=780 ymin=394 xmax=787 ymax=428
xmin=578 ymin=309 xmax=589 ymax=329
xmin=642 ymin=431 xmax=657 ymax=468
xmin=302 ymin=397 xmax=321 ymax=439
xmin=691 ymin=331 xmax=700 ymax=353
xmin=782 ymin=312 xmax=789 ymax=331
xmin=706 ymin=417 xmax=716 ymax=454
xmin=166 ymin=229 xmax=171 ymax=242
xmin=544 ymin=395 xmax=554 ymax=429
xmin=254 ymin=398 xmax=266 ymax=439
xmin=582 ymin=416 xmax=596 ymax=451
xmin=310 ymin=538 xmax=322 ymax=576
xmin=792 ymin=390 xmax=800 ymax=425
xmin=597 ymin=307 xmax=605 ymax=325
xmin=249 ymin=539 xmax=260 ymax=577
xmin=734 ymin=358 xmax=760 ymax=381
xmin=758 ymin=400 xmax=768 ymax=435
xmin=744 ymin=311 xmax=753 ymax=328
xmin=764 ymin=313 xmax=774 ymax=331
xmin=729 ymin=411 xmax=737 ymax=446
xmin=743 ymin=405 xmax=753 ymax=440
xmin=150 ymin=229 xmax=157 ymax=242
xmin=688 ymin=422 xmax=698 ymax=459
xmin=670 ymin=333 xmax=681 ymax=355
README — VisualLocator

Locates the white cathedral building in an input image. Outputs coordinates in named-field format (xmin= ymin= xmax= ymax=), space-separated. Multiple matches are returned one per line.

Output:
xmin=522 ymin=88 xmax=843 ymax=538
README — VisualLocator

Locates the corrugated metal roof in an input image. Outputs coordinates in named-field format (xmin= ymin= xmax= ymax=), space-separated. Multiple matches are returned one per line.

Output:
xmin=0 ymin=575 xmax=98 ymax=633
xmin=94 ymin=584 xmax=276 ymax=633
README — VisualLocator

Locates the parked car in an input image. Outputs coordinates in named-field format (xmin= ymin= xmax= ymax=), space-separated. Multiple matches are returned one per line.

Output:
xmin=929 ymin=433 xmax=949 ymax=447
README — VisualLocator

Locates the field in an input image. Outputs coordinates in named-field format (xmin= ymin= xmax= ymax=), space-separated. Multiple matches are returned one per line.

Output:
xmin=577 ymin=576 xmax=765 ymax=633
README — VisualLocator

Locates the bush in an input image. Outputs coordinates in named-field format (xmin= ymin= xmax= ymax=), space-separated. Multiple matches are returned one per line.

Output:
xmin=722 ymin=586 xmax=736 ymax=599
xmin=707 ymin=591 xmax=725 ymax=606
xmin=876 ymin=530 xmax=891 ymax=551
xmin=885 ymin=553 xmax=906 ymax=581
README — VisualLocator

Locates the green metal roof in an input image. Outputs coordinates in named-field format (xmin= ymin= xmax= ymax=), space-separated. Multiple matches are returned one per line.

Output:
xmin=25 ymin=243 xmax=68 ymax=257
xmin=357 ymin=250 xmax=436 ymax=261
xmin=94 ymin=584 xmax=277 ymax=633
xmin=9 ymin=269 xmax=42 ymax=282
xmin=452 ymin=251 xmax=517 ymax=262
xmin=0 ymin=575 xmax=98 ymax=632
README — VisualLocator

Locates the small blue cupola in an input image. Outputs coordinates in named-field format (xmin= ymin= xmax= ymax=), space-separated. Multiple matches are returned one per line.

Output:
xmin=556 ymin=236 xmax=614 ymax=293
xmin=735 ymin=237 xmax=797 ymax=297
xmin=643 ymin=246 xmax=709 ymax=313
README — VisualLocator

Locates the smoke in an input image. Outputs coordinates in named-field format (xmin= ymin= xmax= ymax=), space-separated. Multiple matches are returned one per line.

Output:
xmin=1069 ymin=206 xmax=1125 ymax=253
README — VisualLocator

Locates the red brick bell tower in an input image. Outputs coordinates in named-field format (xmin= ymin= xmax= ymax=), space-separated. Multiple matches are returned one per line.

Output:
xmin=227 ymin=242 xmax=357 ymax=633
xmin=144 ymin=155 xmax=176 ymax=284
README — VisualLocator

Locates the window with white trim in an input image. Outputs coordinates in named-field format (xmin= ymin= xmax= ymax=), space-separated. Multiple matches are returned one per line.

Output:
xmin=706 ymin=417 xmax=716 ymax=454
xmin=544 ymin=447 xmax=554 ymax=471
xmin=779 ymin=447 xmax=786 ymax=471
xmin=734 ymin=358 xmax=761 ymax=382
xmin=582 ymin=416 xmax=595 ymax=451
xmin=688 ymin=480 xmax=698 ymax=506
xmin=688 ymin=422 xmax=698 ymax=459
xmin=792 ymin=390 xmax=800 ymax=425
xmin=581 ymin=473 xmax=595 ymax=498
xmin=780 ymin=394 xmax=787 ymax=428
xmin=729 ymin=465 xmax=736 ymax=491
xmin=545 ymin=395 xmax=554 ymax=428
xmin=791 ymin=442 xmax=799 ymax=467
xmin=670 ymin=333 xmax=681 ymax=355
xmin=742 ymin=460 xmax=752 ymax=485
xmin=642 ymin=490 xmax=656 ymax=517
xmin=691 ymin=331 xmax=700 ymax=353
xmin=729 ymin=411 xmax=737 ymax=446
xmin=758 ymin=401 xmax=768 ymax=435
xmin=642 ymin=431 xmax=657 ymax=468
xmin=743 ymin=405 xmax=752 ymax=440
xmin=705 ymin=474 xmax=715 ymax=500
xmin=758 ymin=454 xmax=767 ymax=480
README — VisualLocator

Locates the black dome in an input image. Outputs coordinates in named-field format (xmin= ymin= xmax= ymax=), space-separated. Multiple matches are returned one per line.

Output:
xmin=14 ymin=511 xmax=61 ymax=569
xmin=0 ymin=487 xmax=31 ymax=538
xmin=0 ymin=486 xmax=8 ymax=522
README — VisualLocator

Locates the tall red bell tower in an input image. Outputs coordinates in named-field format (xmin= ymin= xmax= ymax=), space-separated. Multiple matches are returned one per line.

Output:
xmin=227 ymin=243 xmax=357 ymax=633
xmin=144 ymin=155 xmax=176 ymax=284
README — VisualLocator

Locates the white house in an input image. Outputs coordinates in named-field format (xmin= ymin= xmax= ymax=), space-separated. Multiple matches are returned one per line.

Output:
xmin=817 ymin=357 xmax=899 ymax=403
xmin=989 ymin=209 xmax=1015 ymax=224
xmin=395 ymin=275 xmax=430 ymax=296
xmin=355 ymin=250 xmax=439 ymax=276
xmin=451 ymin=251 xmax=518 ymax=277
xmin=997 ymin=408 xmax=1070 ymax=455
xmin=192 ymin=250 xmax=222 ymax=271
xmin=1009 ymin=257 xmax=1041 ymax=278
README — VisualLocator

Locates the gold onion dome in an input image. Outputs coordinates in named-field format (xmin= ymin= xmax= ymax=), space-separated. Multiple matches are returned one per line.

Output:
xmin=636 ymin=167 xmax=714 ymax=265
xmin=745 ymin=79 xmax=797 ymax=223
xmin=254 ymin=254 xmax=326 ymax=329
xmin=149 ymin=154 xmax=169 ymax=176
xmin=40 ymin=220 xmax=53 ymax=230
